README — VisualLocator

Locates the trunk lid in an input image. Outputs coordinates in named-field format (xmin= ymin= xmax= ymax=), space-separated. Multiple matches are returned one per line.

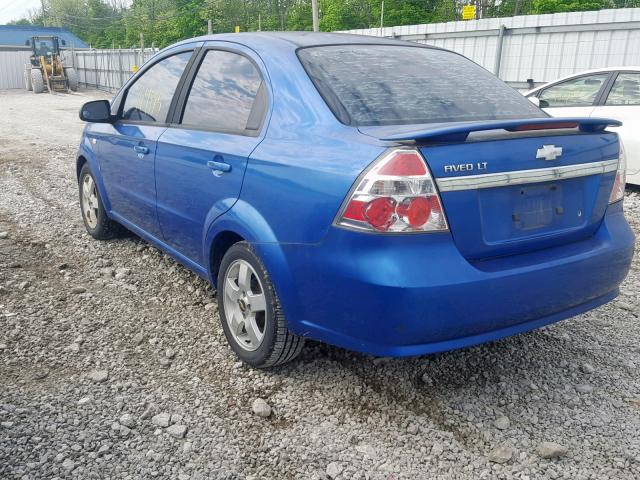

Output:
xmin=360 ymin=119 xmax=621 ymax=260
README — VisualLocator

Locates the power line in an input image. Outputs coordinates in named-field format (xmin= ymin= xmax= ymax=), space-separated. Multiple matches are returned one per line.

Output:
xmin=57 ymin=12 xmax=123 ymax=20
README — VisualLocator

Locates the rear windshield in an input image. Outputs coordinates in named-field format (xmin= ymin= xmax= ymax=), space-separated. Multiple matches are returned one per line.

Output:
xmin=298 ymin=45 xmax=545 ymax=126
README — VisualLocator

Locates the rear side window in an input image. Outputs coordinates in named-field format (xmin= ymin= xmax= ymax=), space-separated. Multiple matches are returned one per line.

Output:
xmin=605 ymin=73 xmax=640 ymax=106
xmin=538 ymin=74 xmax=609 ymax=108
xmin=298 ymin=45 xmax=544 ymax=126
xmin=122 ymin=52 xmax=192 ymax=123
xmin=181 ymin=50 xmax=266 ymax=133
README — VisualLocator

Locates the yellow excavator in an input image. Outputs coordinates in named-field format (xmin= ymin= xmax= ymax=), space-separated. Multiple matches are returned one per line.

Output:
xmin=24 ymin=36 xmax=78 ymax=94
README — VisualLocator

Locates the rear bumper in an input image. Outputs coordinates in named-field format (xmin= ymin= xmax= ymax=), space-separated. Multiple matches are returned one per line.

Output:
xmin=255 ymin=202 xmax=634 ymax=357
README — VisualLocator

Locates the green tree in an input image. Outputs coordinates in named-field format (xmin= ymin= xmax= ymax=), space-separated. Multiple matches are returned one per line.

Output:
xmin=7 ymin=0 xmax=640 ymax=49
xmin=532 ymin=0 xmax=606 ymax=13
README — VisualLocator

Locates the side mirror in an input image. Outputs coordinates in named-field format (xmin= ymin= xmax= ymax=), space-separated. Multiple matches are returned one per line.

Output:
xmin=528 ymin=96 xmax=541 ymax=108
xmin=79 ymin=100 xmax=113 ymax=123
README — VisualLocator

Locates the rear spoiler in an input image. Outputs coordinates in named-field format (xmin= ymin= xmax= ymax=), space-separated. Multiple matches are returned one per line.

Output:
xmin=366 ymin=118 xmax=622 ymax=143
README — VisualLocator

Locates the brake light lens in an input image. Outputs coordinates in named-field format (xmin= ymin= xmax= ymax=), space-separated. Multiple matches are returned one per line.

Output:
xmin=609 ymin=140 xmax=626 ymax=204
xmin=335 ymin=148 xmax=448 ymax=233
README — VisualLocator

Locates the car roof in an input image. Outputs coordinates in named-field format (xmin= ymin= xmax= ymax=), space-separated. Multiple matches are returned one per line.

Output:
xmin=171 ymin=31 xmax=430 ymax=50
xmin=525 ymin=66 xmax=640 ymax=95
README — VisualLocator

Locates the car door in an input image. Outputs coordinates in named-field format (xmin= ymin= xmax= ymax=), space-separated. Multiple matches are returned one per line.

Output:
xmin=98 ymin=49 xmax=194 ymax=238
xmin=535 ymin=72 xmax=612 ymax=118
xmin=590 ymin=71 xmax=640 ymax=185
xmin=155 ymin=45 xmax=269 ymax=266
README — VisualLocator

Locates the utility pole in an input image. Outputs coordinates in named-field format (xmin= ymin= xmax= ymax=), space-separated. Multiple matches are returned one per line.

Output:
xmin=514 ymin=0 xmax=523 ymax=16
xmin=40 ymin=0 xmax=47 ymax=26
xmin=311 ymin=0 xmax=319 ymax=32
xmin=258 ymin=14 xmax=261 ymax=32
xmin=208 ymin=19 xmax=212 ymax=35
xmin=139 ymin=32 xmax=144 ymax=67
xmin=380 ymin=1 xmax=384 ymax=30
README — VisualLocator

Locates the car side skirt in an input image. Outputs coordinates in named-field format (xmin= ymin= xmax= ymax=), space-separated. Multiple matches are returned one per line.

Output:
xmin=109 ymin=211 xmax=209 ymax=280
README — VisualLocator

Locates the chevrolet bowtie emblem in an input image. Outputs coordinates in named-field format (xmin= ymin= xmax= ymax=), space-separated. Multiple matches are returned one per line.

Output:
xmin=536 ymin=145 xmax=563 ymax=161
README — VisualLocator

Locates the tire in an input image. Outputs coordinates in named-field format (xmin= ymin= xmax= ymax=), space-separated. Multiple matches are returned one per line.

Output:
xmin=65 ymin=67 xmax=79 ymax=91
xmin=24 ymin=66 xmax=32 ymax=91
xmin=78 ymin=164 xmax=121 ymax=240
xmin=31 ymin=69 xmax=44 ymax=94
xmin=218 ymin=242 xmax=304 ymax=368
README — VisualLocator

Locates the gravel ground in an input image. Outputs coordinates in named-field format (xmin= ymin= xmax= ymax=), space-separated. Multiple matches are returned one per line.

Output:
xmin=1 ymin=89 xmax=639 ymax=480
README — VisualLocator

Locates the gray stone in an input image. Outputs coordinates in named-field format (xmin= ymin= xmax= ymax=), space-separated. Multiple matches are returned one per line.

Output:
xmin=421 ymin=372 xmax=434 ymax=386
xmin=580 ymin=363 xmax=595 ymax=374
xmin=575 ymin=384 xmax=594 ymax=394
xmin=432 ymin=443 xmax=444 ymax=456
xmin=252 ymin=398 xmax=272 ymax=418
xmin=61 ymin=458 xmax=75 ymax=472
xmin=119 ymin=414 xmax=135 ymax=428
xmin=495 ymin=415 xmax=510 ymax=430
xmin=326 ymin=462 xmax=343 ymax=479
xmin=488 ymin=445 xmax=513 ymax=464
xmin=87 ymin=370 xmax=108 ymax=383
xmin=167 ymin=424 xmax=187 ymax=439
xmin=407 ymin=423 xmax=419 ymax=435
xmin=537 ymin=442 xmax=569 ymax=459
xmin=152 ymin=413 xmax=170 ymax=428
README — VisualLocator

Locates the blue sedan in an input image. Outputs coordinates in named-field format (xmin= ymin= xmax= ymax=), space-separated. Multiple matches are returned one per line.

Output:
xmin=77 ymin=32 xmax=634 ymax=368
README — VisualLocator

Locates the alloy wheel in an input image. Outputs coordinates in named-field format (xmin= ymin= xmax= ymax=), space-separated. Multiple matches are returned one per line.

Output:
xmin=81 ymin=174 xmax=99 ymax=229
xmin=222 ymin=259 xmax=268 ymax=351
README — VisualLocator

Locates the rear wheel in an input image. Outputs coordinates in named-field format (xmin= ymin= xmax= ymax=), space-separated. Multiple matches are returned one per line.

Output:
xmin=79 ymin=164 xmax=121 ymax=240
xmin=65 ymin=67 xmax=79 ymax=91
xmin=218 ymin=242 xmax=304 ymax=368
xmin=31 ymin=69 xmax=44 ymax=94
xmin=24 ymin=66 xmax=32 ymax=91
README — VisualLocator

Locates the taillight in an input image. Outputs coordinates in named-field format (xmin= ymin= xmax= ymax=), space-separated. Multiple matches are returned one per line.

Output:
xmin=609 ymin=140 xmax=626 ymax=204
xmin=335 ymin=148 xmax=448 ymax=233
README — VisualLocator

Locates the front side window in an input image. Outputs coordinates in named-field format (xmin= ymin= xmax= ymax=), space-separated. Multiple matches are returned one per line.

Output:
xmin=181 ymin=50 xmax=265 ymax=133
xmin=605 ymin=73 xmax=640 ymax=106
xmin=538 ymin=74 xmax=609 ymax=108
xmin=298 ymin=45 xmax=544 ymax=126
xmin=122 ymin=52 xmax=192 ymax=123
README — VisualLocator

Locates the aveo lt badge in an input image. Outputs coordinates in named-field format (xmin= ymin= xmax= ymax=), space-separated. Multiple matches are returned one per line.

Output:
xmin=443 ymin=162 xmax=488 ymax=173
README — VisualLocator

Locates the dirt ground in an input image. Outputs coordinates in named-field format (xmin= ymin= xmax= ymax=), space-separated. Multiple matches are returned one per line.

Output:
xmin=1 ymin=88 xmax=639 ymax=480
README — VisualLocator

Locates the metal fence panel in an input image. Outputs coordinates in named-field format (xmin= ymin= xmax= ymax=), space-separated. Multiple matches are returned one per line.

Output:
xmin=0 ymin=47 xmax=31 ymax=89
xmin=340 ymin=7 xmax=640 ymax=87
xmin=0 ymin=46 xmax=156 ymax=91
xmin=73 ymin=48 xmax=157 ymax=91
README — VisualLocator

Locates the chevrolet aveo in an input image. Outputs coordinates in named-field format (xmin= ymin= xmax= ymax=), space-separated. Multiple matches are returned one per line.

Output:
xmin=77 ymin=32 xmax=634 ymax=368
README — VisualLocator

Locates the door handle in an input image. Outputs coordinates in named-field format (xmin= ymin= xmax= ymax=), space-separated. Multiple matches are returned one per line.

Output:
xmin=207 ymin=160 xmax=232 ymax=173
xmin=133 ymin=145 xmax=149 ymax=155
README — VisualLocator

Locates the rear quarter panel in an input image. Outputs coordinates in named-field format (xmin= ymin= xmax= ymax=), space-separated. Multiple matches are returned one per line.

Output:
xmin=226 ymin=43 xmax=386 ymax=245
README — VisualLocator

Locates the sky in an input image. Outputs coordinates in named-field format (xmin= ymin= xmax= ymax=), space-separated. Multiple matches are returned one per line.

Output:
xmin=0 ymin=0 xmax=42 ymax=24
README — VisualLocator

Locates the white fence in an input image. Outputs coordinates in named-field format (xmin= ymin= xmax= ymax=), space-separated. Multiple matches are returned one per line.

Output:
xmin=0 ymin=46 xmax=156 ymax=91
xmin=72 ymin=48 xmax=157 ymax=91
xmin=0 ymin=47 xmax=31 ymax=89
xmin=342 ymin=7 xmax=640 ymax=89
